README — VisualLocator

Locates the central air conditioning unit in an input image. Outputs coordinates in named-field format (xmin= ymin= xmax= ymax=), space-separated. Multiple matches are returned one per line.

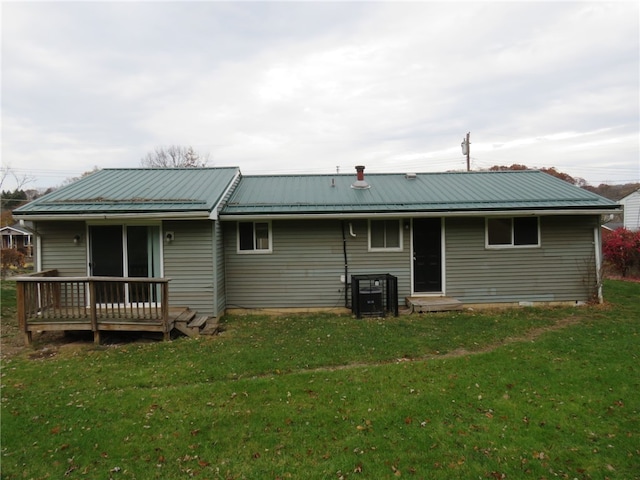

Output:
xmin=351 ymin=274 xmax=399 ymax=319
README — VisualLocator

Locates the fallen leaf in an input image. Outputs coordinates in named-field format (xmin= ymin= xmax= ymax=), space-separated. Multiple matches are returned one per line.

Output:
xmin=487 ymin=472 xmax=506 ymax=479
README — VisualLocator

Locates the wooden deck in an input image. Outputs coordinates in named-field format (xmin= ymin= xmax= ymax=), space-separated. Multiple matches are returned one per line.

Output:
xmin=15 ymin=270 xmax=184 ymax=345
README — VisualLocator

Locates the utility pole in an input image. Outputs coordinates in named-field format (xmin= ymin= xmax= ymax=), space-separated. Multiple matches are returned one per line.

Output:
xmin=461 ymin=132 xmax=470 ymax=171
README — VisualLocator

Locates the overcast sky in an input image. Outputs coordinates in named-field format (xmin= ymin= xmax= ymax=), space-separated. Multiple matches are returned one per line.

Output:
xmin=2 ymin=1 xmax=639 ymax=191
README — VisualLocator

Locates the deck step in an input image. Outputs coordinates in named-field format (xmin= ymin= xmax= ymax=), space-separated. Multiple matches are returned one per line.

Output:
xmin=173 ymin=308 xmax=197 ymax=323
xmin=187 ymin=315 xmax=209 ymax=329
xmin=173 ymin=322 xmax=200 ymax=338
xmin=200 ymin=317 xmax=223 ymax=336
xmin=171 ymin=308 xmax=221 ymax=338
xmin=405 ymin=296 xmax=463 ymax=313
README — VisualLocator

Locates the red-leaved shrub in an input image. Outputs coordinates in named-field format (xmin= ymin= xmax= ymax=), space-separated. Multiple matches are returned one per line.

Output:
xmin=602 ymin=228 xmax=640 ymax=277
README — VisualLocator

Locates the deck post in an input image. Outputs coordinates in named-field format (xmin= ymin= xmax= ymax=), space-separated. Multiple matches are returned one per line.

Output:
xmin=88 ymin=279 xmax=100 ymax=344
xmin=16 ymin=281 xmax=32 ymax=346
xmin=162 ymin=281 xmax=170 ymax=341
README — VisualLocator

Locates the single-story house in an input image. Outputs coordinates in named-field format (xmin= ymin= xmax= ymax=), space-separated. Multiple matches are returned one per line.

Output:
xmin=12 ymin=166 xmax=620 ymax=341
xmin=0 ymin=223 xmax=33 ymax=256
xmin=619 ymin=189 xmax=640 ymax=231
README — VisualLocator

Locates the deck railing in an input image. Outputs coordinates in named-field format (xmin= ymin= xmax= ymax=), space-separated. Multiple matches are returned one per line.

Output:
xmin=16 ymin=270 xmax=171 ymax=345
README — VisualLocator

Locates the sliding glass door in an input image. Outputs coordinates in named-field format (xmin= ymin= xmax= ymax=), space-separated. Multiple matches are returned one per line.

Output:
xmin=126 ymin=226 xmax=161 ymax=302
xmin=89 ymin=225 xmax=161 ymax=304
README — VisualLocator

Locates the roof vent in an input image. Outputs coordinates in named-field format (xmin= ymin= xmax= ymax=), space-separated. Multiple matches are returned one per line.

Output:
xmin=405 ymin=173 xmax=417 ymax=180
xmin=351 ymin=165 xmax=370 ymax=189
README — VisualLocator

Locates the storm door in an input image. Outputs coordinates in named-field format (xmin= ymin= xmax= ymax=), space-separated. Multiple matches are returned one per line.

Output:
xmin=412 ymin=218 xmax=443 ymax=293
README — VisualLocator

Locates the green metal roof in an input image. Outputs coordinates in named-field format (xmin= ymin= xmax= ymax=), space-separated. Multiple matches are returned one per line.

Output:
xmin=15 ymin=168 xmax=240 ymax=217
xmin=14 ymin=168 xmax=619 ymax=220
xmin=221 ymin=170 xmax=619 ymax=216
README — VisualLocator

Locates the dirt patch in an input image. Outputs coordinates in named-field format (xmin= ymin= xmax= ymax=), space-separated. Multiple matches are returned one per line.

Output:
xmin=1 ymin=323 xmax=164 ymax=361
xmin=1 ymin=330 xmax=85 ymax=361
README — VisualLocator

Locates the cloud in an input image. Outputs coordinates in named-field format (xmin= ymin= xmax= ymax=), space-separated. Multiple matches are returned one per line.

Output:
xmin=1 ymin=1 xmax=638 ymax=189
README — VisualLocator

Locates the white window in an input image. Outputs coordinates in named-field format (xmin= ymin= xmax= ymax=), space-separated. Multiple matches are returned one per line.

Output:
xmin=238 ymin=221 xmax=272 ymax=253
xmin=369 ymin=219 xmax=402 ymax=251
xmin=486 ymin=217 xmax=539 ymax=248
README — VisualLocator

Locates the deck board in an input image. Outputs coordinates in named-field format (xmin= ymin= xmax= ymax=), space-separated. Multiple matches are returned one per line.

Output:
xmin=405 ymin=296 xmax=463 ymax=313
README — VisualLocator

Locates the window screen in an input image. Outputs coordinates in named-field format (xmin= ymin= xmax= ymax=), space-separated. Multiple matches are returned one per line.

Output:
xmin=370 ymin=220 xmax=401 ymax=249
xmin=487 ymin=217 xmax=539 ymax=247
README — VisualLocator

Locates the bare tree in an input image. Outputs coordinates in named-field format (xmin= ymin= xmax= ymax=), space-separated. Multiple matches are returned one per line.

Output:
xmin=140 ymin=146 xmax=210 ymax=168
xmin=61 ymin=166 xmax=102 ymax=186
xmin=0 ymin=165 xmax=35 ymax=192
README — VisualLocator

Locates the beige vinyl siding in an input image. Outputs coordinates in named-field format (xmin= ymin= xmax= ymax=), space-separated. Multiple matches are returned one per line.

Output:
xmin=445 ymin=216 xmax=599 ymax=303
xmin=224 ymin=219 xmax=411 ymax=309
xmin=35 ymin=221 xmax=87 ymax=276
xmin=163 ymin=220 xmax=216 ymax=316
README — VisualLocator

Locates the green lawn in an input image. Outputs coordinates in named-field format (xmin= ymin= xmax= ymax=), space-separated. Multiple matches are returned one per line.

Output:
xmin=1 ymin=281 xmax=638 ymax=479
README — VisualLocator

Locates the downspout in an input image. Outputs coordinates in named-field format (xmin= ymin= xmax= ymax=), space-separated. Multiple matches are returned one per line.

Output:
xmin=341 ymin=221 xmax=349 ymax=308
xmin=594 ymin=224 xmax=603 ymax=303
xmin=35 ymin=232 xmax=42 ymax=272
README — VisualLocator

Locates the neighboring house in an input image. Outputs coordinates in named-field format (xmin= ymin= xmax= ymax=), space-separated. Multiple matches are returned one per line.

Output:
xmin=619 ymin=189 xmax=640 ymax=231
xmin=0 ymin=223 xmax=33 ymax=256
xmin=13 ymin=167 xmax=620 ymax=319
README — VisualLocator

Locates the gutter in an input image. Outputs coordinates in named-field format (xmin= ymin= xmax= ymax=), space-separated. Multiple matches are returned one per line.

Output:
xmin=219 ymin=207 xmax=622 ymax=221
xmin=12 ymin=211 xmax=212 ymax=222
